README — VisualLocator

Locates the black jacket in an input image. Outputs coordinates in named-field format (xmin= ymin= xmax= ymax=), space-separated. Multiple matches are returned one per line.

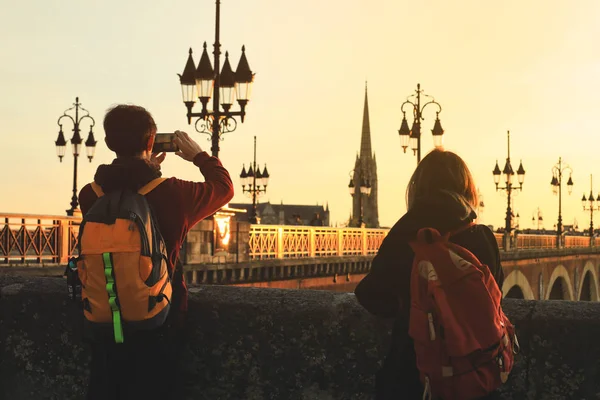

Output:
xmin=354 ymin=195 xmax=504 ymax=399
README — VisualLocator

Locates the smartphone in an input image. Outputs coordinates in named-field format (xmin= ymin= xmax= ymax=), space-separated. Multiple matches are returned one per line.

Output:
xmin=153 ymin=133 xmax=179 ymax=152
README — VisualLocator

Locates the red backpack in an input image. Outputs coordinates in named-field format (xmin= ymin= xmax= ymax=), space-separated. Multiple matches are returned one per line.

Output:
xmin=408 ymin=225 xmax=519 ymax=400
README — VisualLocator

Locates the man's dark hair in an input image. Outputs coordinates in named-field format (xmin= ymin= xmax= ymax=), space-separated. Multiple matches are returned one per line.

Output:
xmin=104 ymin=105 xmax=157 ymax=156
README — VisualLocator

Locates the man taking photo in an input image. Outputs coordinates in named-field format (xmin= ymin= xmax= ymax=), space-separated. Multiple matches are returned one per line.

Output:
xmin=77 ymin=104 xmax=234 ymax=399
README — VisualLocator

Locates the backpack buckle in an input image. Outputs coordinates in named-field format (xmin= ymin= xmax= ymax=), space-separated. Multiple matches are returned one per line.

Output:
xmin=64 ymin=257 xmax=81 ymax=302
xmin=512 ymin=332 xmax=520 ymax=355
xmin=422 ymin=376 xmax=432 ymax=400
xmin=427 ymin=312 xmax=436 ymax=341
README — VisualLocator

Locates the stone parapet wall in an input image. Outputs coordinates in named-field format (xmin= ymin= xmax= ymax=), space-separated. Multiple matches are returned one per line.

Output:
xmin=499 ymin=246 xmax=600 ymax=260
xmin=1 ymin=276 xmax=600 ymax=399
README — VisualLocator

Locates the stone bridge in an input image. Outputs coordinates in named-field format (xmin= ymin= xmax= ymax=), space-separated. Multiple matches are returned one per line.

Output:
xmin=500 ymin=248 xmax=600 ymax=301
xmin=2 ymin=213 xmax=600 ymax=301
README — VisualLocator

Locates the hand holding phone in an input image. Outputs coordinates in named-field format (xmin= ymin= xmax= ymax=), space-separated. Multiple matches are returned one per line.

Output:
xmin=173 ymin=130 xmax=203 ymax=162
xmin=152 ymin=133 xmax=179 ymax=153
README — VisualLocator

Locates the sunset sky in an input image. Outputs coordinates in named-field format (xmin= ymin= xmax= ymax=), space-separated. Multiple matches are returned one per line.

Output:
xmin=2 ymin=0 xmax=600 ymax=229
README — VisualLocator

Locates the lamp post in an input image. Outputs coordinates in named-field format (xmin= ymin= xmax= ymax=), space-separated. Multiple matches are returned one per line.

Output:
xmin=348 ymin=168 xmax=372 ymax=227
xmin=512 ymin=212 xmax=520 ymax=229
xmin=239 ymin=136 xmax=269 ymax=224
xmin=476 ymin=188 xmax=485 ymax=221
xmin=550 ymin=157 xmax=573 ymax=248
xmin=532 ymin=207 xmax=543 ymax=231
xmin=178 ymin=0 xmax=255 ymax=158
xmin=492 ymin=131 xmax=525 ymax=251
xmin=55 ymin=97 xmax=97 ymax=217
xmin=398 ymin=83 xmax=445 ymax=164
xmin=582 ymin=174 xmax=599 ymax=245
xmin=512 ymin=211 xmax=520 ymax=240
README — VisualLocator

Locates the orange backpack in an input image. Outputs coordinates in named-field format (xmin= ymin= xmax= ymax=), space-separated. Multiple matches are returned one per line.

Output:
xmin=75 ymin=178 xmax=172 ymax=343
xmin=408 ymin=226 xmax=519 ymax=400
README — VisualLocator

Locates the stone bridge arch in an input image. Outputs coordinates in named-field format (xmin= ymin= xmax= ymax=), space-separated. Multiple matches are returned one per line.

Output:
xmin=578 ymin=262 xmax=599 ymax=301
xmin=502 ymin=270 xmax=535 ymax=300
xmin=546 ymin=265 xmax=575 ymax=301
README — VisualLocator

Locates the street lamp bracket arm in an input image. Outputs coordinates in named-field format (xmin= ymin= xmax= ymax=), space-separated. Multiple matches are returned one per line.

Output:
xmin=243 ymin=187 xmax=266 ymax=196
xmin=194 ymin=117 xmax=213 ymax=138
xmin=77 ymin=104 xmax=93 ymax=118
xmin=221 ymin=110 xmax=245 ymax=118
xmin=421 ymin=99 xmax=442 ymax=117
xmin=57 ymin=114 xmax=76 ymax=128
xmin=189 ymin=110 xmax=212 ymax=119
xmin=496 ymin=184 xmax=518 ymax=192
xmin=400 ymin=100 xmax=417 ymax=114
xmin=193 ymin=114 xmax=238 ymax=142
xmin=349 ymin=166 xmax=367 ymax=179
xmin=77 ymin=114 xmax=96 ymax=129
xmin=219 ymin=116 xmax=238 ymax=135
xmin=63 ymin=103 xmax=77 ymax=114
xmin=552 ymin=164 xmax=573 ymax=177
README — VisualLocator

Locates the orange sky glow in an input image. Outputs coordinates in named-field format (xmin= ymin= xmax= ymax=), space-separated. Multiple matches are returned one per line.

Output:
xmin=1 ymin=0 xmax=600 ymax=229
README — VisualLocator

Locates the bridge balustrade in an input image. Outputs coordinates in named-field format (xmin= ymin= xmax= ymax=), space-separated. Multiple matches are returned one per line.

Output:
xmin=0 ymin=213 xmax=79 ymax=264
xmin=493 ymin=232 xmax=589 ymax=251
xmin=516 ymin=234 xmax=557 ymax=249
xmin=248 ymin=225 xmax=389 ymax=260
xmin=564 ymin=235 xmax=590 ymax=248
xmin=0 ymin=213 xmax=595 ymax=264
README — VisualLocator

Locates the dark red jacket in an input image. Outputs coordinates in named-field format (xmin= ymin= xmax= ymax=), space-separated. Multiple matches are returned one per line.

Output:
xmin=78 ymin=152 xmax=234 ymax=318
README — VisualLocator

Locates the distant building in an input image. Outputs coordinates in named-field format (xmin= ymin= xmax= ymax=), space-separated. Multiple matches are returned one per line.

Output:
xmin=229 ymin=202 xmax=330 ymax=226
xmin=350 ymin=85 xmax=379 ymax=228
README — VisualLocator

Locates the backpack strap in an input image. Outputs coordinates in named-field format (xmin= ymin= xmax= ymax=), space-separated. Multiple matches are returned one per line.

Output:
xmin=89 ymin=178 xmax=166 ymax=197
xmin=449 ymin=221 xmax=476 ymax=237
xmin=138 ymin=178 xmax=167 ymax=195
xmin=90 ymin=182 xmax=104 ymax=198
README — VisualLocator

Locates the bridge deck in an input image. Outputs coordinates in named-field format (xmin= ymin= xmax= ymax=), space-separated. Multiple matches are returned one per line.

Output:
xmin=1 ymin=213 xmax=594 ymax=264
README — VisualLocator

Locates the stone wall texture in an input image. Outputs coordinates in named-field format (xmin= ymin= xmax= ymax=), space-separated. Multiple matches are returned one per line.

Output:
xmin=1 ymin=275 xmax=600 ymax=400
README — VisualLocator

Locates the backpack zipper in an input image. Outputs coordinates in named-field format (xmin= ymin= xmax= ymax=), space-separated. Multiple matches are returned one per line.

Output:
xmin=131 ymin=213 xmax=151 ymax=256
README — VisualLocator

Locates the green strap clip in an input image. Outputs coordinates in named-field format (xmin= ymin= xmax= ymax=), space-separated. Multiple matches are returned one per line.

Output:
xmin=102 ymin=253 xmax=124 ymax=344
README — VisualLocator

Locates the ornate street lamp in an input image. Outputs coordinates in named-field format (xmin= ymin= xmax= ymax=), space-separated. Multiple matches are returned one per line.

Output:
xmin=398 ymin=83 xmax=444 ymax=163
xmin=550 ymin=157 xmax=573 ymax=248
xmin=492 ymin=130 xmax=525 ymax=250
xmin=348 ymin=167 xmax=372 ymax=227
xmin=582 ymin=174 xmax=599 ymax=245
xmin=177 ymin=0 xmax=255 ymax=158
xmin=240 ymin=136 xmax=269 ymax=224
xmin=55 ymin=97 xmax=96 ymax=216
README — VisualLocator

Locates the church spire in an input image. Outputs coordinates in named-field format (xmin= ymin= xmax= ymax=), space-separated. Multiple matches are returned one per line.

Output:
xmin=360 ymin=82 xmax=372 ymax=160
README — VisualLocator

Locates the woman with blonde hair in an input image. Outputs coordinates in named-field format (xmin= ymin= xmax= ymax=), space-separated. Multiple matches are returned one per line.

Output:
xmin=355 ymin=149 xmax=504 ymax=399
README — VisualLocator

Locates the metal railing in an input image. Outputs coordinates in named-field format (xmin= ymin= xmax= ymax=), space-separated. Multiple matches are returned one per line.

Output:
xmin=516 ymin=234 xmax=557 ymax=250
xmin=248 ymin=225 xmax=389 ymax=260
xmin=564 ymin=235 xmax=591 ymax=248
xmin=1 ymin=213 xmax=80 ymax=264
xmin=494 ymin=232 xmax=590 ymax=250
xmin=493 ymin=233 xmax=503 ymax=248
xmin=0 ymin=212 xmax=595 ymax=264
